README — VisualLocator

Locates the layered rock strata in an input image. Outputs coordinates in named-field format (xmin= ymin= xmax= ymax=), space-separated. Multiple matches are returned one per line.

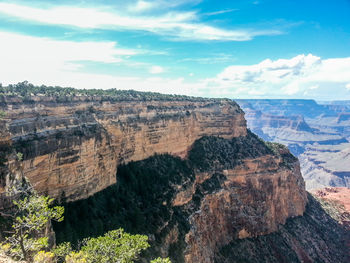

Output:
xmin=0 ymin=96 xmax=246 ymax=201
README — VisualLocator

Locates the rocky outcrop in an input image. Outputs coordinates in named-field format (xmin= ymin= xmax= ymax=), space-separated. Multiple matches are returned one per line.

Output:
xmin=0 ymin=120 xmax=21 ymax=210
xmin=312 ymin=187 xmax=350 ymax=215
xmin=185 ymin=155 xmax=306 ymax=261
xmin=0 ymin=95 xmax=246 ymax=202
xmin=0 ymin=89 xmax=312 ymax=262
xmin=2 ymin=86 xmax=349 ymax=262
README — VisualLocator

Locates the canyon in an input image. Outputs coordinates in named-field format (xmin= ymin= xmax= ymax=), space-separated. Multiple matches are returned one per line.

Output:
xmin=237 ymin=99 xmax=350 ymax=189
xmin=0 ymin=85 xmax=349 ymax=262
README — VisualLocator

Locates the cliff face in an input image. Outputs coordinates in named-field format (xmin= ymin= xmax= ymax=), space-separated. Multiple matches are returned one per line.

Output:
xmin=0 ymin=120 xmax=11 ymax=196
xmin=183 ymin=136 xmax=307 ymax=263
xmin=185 ymin=157 xmax=305 ymax=262
xmin=0 ymin=96 xmax=246 ymax=201
xmin=54 ymin=131 xmax=308 ymax=263
xmin=0 ymin=120 xmax=20 ymax=210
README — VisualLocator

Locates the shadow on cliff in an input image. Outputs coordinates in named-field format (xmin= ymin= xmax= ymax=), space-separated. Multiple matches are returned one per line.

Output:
xmin=52 ymin=131 xmax=279 ymax=262
xmin=52 ymin=132 xmax=349 ymax=263
xmin=214 ymin=193 xmax=350 ymax=263
xmin=53 ymin=153 xmax=195 ymax=262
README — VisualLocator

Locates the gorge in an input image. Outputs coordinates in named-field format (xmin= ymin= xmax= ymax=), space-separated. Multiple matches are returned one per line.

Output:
xmin=0 ymin=84 xmax=349 ymax=262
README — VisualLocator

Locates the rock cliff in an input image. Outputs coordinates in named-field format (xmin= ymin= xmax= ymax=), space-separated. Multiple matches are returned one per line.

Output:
xmin=53 ymin=131 xmax=308 ymax=263
xmin=0 ymin=94 xmax=246 ymax=202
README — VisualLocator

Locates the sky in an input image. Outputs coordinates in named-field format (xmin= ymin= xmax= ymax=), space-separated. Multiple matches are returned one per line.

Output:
xmin=0 ymin=0 xmax=349 ymax=100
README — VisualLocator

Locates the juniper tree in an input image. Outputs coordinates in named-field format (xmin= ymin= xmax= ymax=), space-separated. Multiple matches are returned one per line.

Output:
xmin=4 ymin=193 xmax=64 ymax=261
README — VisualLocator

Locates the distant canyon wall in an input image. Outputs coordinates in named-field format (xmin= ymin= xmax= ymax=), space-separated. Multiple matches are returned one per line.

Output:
xmin=236 ymin=99 xmax=350 ymax=190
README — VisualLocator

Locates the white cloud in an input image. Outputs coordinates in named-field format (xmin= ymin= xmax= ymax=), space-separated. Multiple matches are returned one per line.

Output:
xmin=180 ymin=53 xmax=236 ymax=64
xmin=346 ymin=83 xmax=350 ymax=90
xmin=308 ymin=85 xmax=319 ymax=90
xmin=0 ymin=2 xmax=281 ymax=41
xmin=210 ymin=54 xmax=350 ymax=99
xmin=282 ymin=82 xmax=300 ymax=95
xmin=0 ymin=31 xmax=136 ymax=62
xmin=129 ymin=0 xmax=202 ymax=12
xmin=130 ymin=1 xmax=154 ymax=12
xmin=218 ymin=54 xmax=322 ymax=84
xmin=149 ymin=66 xmax=164 ymax=74
xmin=203 ymin=9 xmax=238 ymax=16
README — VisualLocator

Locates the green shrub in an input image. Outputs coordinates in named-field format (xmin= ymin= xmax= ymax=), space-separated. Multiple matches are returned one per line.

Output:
xmin=81 ymin=229 xmax=149 ymax=263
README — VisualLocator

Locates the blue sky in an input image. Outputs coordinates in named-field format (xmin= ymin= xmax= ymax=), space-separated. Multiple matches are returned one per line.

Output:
xmin=0 ymin=0 xmax=349 ymax=100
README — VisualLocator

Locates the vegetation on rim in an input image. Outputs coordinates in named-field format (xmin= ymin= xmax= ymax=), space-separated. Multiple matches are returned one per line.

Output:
xmin=0 ymin=81 xmax=224 ymax=102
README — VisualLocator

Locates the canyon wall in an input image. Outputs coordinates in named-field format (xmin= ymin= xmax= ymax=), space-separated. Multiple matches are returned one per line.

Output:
xmin=0 ymin=95 xmax=246 ymax=201
xmin=55 ymin=132 xmax=308 ymax=263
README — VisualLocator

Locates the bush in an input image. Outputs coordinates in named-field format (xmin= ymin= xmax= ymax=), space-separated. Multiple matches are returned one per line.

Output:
xmin=65 ymin=251 xmax=88 ymax=263
xmin=0 ymin=81 xmax=217 ymax=102
xmin=81 ymin=229 xmax=149 ymax=263
xmin=53 ymin=242 xmax=72 ymax=262
xmin=33 ymin=251 xmax=55 ymax=263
